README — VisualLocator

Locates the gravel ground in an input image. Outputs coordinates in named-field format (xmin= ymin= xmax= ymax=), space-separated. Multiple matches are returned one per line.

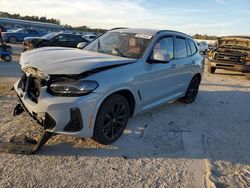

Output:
xmin=0 ymin=51 xmax=249 ymax=187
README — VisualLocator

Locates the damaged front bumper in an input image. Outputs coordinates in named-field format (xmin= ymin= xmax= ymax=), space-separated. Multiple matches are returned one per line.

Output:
xmin=0 ymin=76 xmax=100 ymax=154
xmin=13 ymin=76 xmax=99 ymax=137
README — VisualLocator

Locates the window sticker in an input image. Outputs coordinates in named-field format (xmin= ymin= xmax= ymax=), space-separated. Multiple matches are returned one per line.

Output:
xmin=135 ymin=34 xmax=152 ymax=39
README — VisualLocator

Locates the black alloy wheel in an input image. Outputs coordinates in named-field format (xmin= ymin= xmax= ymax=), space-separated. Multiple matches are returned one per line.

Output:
xmin=93 ymin=94 xmax=130 ymax=145
xmin=181 ymin=76 xmax=201 ymax=104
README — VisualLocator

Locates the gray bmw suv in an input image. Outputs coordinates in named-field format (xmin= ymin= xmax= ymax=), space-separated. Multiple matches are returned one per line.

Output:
xmin=14 ymin=28 xmax=204 ymax=145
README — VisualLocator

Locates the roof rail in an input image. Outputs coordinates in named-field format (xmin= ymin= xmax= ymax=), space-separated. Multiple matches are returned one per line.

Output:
xmin=109 ymin=27 xmax=129 ymax=31
xmin=156 ymin=30 xmax=191 ymax=38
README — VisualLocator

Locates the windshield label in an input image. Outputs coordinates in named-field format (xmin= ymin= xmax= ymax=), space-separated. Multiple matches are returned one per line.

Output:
xmin=135 ymin=34 xmax=152 ymax=39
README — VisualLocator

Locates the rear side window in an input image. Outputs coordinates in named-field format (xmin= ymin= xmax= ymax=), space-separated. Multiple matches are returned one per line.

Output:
xmin=175 ymin=37 xmax=188 ymax=59
xmin=188 ymin=39 xmax=198 ymax=55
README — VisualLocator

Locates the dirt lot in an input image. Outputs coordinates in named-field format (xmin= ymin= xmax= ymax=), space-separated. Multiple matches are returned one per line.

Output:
xmin=0 ymin=47 xmax=249 ymax=187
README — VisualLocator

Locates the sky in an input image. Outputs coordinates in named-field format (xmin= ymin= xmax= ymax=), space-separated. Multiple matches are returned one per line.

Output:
xmin=1 ymin=0 xmax=250 ymax=36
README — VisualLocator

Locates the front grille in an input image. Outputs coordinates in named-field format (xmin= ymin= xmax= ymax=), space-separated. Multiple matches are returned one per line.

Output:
xmin=214 ymin=51 xmax=247 ymax=64
xmin=215 ymin=52 xmax=241 ymax=64
xmin=21 ymin=74 xmax=47 ymax=103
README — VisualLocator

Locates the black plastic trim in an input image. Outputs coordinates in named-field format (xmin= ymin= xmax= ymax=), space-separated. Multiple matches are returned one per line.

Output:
xmin=63 ymin=108 xmax=83 ymax=132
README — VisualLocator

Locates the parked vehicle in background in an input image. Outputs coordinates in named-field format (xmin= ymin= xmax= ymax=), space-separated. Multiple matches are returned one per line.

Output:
xmin=0 ymin=25 xmax=7 ymax=32
xmin=2 ymin=28 xmax=44 ymax=43
xmin=0 ymin=44 xmax=12 ymax=62
xmin=82 ymin=34 xmax=97 ymax=42
xmin=207 ymin=36 xmax=250 ymax=80
xmin=23 ymin=32 xmax=89 ymax=51
xmin=197 ymin=41 xmax=208 ymax=54
xmin=14 ymin=28 xmax=204 ymax=145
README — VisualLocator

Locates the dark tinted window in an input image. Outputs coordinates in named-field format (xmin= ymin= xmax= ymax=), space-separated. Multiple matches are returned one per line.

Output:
xmin=188 ymin=39 xmax=197 ymax=55
xmin=153 ymin=37 xmax=174 ymax=59
xmin=27 ymin=29 xmax=39 ymax=34
xmin=56 ymin=34 xmax=69 ymax=42
xmin=68 ymin=35 xmax=83 ymax=41
xmin=175 ymin=37 xmax=188 ymax=58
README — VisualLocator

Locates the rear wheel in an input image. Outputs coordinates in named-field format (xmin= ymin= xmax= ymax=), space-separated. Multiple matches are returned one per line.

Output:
xmin=9 ymin=37 xmax=17 ymax=44
xmin=3 ymin=55 xmax=12 ymax=62
xmin=181 ymin=75 xmax=201 ymax=104
xmin=93 ymin=94 xmax=130 ymax=145
xmin=207 ymin=65 xmax=216 ymax=74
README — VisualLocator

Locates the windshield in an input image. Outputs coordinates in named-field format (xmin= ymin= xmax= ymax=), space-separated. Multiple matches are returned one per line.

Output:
xmin=84 ymin=32 xmax=152 ymax=58
xmin=41 ymin=32 xmax=59 ymax=40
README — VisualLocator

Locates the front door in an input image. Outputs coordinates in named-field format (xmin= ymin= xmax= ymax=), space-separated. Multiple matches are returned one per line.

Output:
xmin=136 ymin=36 xmax=180 ymax=109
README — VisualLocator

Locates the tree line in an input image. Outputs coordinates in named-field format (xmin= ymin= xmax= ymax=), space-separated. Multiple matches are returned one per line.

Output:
xmin=0 ymin=12 xmax=61 ymax=25
xmin=192 ymin=34 xmax=218 ymax=40
xmin=0 ymin=11 xmax=107 ymax=33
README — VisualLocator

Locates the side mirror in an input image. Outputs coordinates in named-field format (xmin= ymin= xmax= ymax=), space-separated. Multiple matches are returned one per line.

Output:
xmin=77 ymin=42 xmax=88 ymax=49
xmin=151 ymin=51 xmax=170 ymax=63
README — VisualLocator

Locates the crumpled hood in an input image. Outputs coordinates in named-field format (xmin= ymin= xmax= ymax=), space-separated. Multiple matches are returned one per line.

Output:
xmin=20 ymin=47 xmax=136 ymax=75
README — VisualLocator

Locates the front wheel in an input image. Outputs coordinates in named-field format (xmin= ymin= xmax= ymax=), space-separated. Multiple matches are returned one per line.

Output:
xmin=3 ymin=55 xmax=12 ymax=62
xmin=180 ymin=76 xmax=201 ymax=104
xmin=207 ymin=65 xmax=216 ymax=74
xmin=93 ymin=94 xmax=130 ymax=145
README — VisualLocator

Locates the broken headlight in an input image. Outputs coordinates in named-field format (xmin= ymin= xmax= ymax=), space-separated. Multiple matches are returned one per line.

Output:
xmin=48 ymin=80 xmax=99 ymax=96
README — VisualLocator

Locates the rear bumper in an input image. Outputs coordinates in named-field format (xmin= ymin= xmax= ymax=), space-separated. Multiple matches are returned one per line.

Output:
xmin=208 ymin=61 xmax=250 ymax=73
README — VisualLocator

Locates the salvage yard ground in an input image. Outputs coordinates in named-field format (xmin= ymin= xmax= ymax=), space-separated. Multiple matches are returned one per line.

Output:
xmin=0 ymin=45 xmax=249 ymax=187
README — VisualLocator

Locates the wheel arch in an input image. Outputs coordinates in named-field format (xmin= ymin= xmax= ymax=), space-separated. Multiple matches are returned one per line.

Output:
xmin=96 ymin=88 xmax=137 ymax=119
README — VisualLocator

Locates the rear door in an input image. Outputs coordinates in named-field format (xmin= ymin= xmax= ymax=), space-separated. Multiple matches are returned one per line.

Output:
xmin=171 ymin=36 xmax=194 ymax=93
xmin=51 ymin=34 xmax=69 ymax=47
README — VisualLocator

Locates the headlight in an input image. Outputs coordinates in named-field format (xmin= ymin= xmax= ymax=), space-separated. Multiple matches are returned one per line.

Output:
xmin=245 ymin=57 xmax=250 ymax=65
xmin=48 ymin=80 xmax=99 ymax=96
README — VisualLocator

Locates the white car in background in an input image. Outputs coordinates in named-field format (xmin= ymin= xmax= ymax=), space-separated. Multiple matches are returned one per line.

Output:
xmin=197 ymin=41 xmax=208 ymax=54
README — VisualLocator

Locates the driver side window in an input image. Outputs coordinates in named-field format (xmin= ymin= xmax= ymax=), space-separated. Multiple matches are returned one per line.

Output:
xmin=55 ymin=35 xmax=68 ymax=42
xmin=153 ymin=37 xmax=174 ymax=60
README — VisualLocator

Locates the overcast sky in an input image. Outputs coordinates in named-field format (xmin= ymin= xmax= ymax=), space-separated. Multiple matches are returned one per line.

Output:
xmin=1 ymin=0 xmax=250 ymax=36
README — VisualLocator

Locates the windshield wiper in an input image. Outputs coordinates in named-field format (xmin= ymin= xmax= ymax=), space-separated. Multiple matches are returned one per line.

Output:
xmin=113 ymin=47 xmax=126 ymax=57
xmin=107 ymin=43 xmax=126 ymax=57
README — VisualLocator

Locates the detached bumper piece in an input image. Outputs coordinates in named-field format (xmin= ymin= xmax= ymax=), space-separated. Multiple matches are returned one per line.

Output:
xmin=0 ymin=131 xmax=53 ymax=155
xmin=0 ymin=104 xmax=55 ymax=155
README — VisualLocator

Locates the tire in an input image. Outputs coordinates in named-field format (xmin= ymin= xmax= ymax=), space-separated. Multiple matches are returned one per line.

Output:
xmin=3 ymin=55 xmax=12 ymax=62
xmin=245 ymin=73 xmax=250 ymax=80
xmin=207 ymin=65 xmax=216 ymax=74
xmin=93 ymin=94 xmax=130 ymax=145
xmin=9 ymin=37 xmax=17 ymax=44
xmin=181 ymin=75 xmax=201 ymax=104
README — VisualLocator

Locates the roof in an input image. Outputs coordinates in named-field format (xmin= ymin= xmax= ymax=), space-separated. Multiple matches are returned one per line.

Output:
xmin=109 ymin=28 xmax=192 ymax=38
xmin=110 ymin=28 xmax=160 ymax=36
